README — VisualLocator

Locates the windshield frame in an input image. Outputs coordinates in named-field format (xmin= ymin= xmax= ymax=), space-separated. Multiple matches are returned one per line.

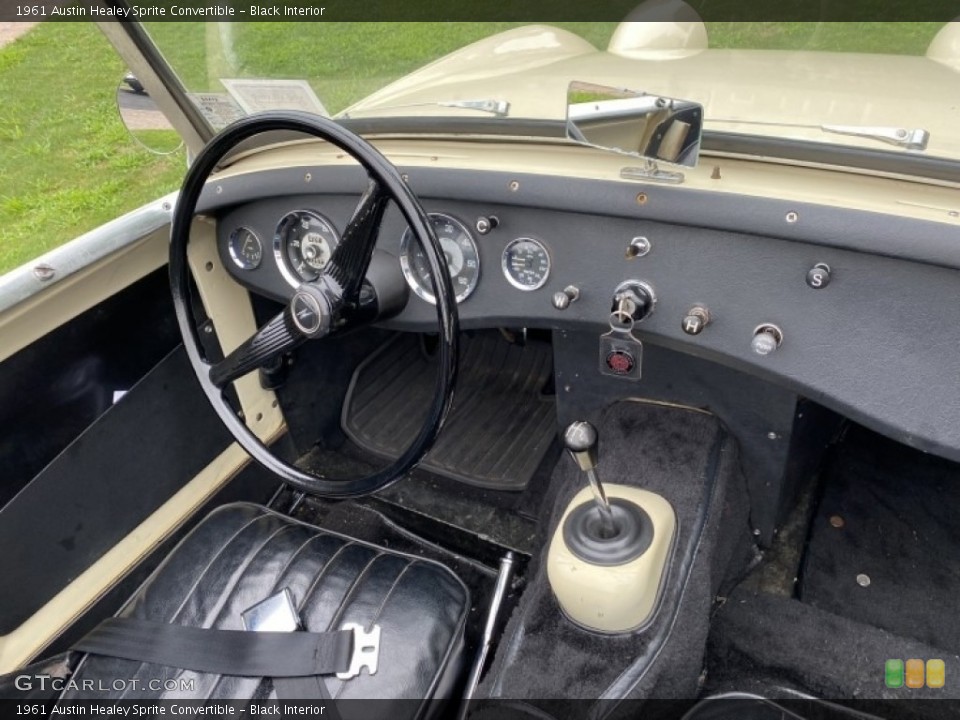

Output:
xmin=99 ymin=14 xmax=960 ymax=185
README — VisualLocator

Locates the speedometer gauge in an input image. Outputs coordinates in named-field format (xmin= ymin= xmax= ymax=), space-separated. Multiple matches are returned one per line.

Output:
xmin=399 ymin=213 xmax=480 ymax=304
xmin=502 ymin=237 xmax=551 ymax=291
xmin=274 ymin=210 xmax=339 ymax=287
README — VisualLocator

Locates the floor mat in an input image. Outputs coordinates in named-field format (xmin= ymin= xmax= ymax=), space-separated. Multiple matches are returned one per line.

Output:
xmin=799 ymin=424 xmax=960 ymax=652
xmin=342 ymin=331 xmax=555 ymax=490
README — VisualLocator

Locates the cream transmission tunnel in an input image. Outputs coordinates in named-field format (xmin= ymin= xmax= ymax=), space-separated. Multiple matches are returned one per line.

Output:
xmin=547 ymin=421 xmax=676 ymax=633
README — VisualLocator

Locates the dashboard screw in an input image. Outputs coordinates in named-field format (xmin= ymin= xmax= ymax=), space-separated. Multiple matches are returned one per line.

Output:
xmin=509 ymin=181 xmax=520 ymax=192
xmin=829 ymin=515 xmax=845 ymax=528
xmin=636 ymin=192 xmax=648 ymax=205
xmin=785 ymin=211 xmax=799 ymax=223
xmin=304 ymin=172 xmax=312 ymax=182
xmin=856 ymin=573 xmax=871 ymax=587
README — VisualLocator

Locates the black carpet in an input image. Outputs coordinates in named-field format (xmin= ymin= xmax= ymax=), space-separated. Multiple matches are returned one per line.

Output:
xmin=707 ymin=586 xmax=960 ymax=717
xmin=799 ymin=424 xmax=960 ymax=652
xmin=479 ymin=400 xmax=754 ymax=709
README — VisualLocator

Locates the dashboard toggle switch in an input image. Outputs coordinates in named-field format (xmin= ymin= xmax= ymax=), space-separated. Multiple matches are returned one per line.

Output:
xmin=552 ymin=285 xmax=580 ymax=310
xmin=806 ymin=262 xmax=831 ymax=289
xmin=682 ymin=306 xmax=711 ymax=335
xmin=751 ymin=324 xmax=784 ymax=356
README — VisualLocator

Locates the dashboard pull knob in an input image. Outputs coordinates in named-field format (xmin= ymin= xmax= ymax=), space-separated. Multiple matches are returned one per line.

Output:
xmin=806 ymin=263 xmax=832 ymax=289
xmin=475 ymin=215 xmax=499 ymax=235
xmin=552 ymin=285 xmax=580 ymax=310
xmin=751 ymin=324 xmax=784 ymax=356
xmin=682 ymin=306 xmax=711 ymax=336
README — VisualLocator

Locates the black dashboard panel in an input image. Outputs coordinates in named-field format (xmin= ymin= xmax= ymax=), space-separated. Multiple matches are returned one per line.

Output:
xmin=208 ymin=164 xmax=960 ymax=463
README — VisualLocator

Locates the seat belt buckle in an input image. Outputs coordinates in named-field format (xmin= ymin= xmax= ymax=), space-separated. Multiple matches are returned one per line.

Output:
xmin=336 ymin=623 xmax=381 ymax=680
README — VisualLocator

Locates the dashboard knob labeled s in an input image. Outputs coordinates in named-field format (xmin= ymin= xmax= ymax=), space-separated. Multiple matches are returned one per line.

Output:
xmin=806 ymin=263 xmax=831 ymax=289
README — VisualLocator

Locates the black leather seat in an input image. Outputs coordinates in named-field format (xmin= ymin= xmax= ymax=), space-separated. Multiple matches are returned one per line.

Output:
xmin=62 ymin=503 xmax=470 ymax=710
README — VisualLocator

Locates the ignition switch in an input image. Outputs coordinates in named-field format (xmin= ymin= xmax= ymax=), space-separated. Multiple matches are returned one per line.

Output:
xmin=610 ymin=280 xmax=656 ymax=326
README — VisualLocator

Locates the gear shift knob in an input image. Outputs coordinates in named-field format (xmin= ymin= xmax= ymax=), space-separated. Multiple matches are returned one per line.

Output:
xmin=563 ymin=421 xmax=598 ymax=471
xmin=563 ymin=421 xmax=616 ymax=536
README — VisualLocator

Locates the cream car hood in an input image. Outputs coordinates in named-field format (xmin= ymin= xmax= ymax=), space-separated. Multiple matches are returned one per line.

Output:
xmin=344 ymin=25 xmax=960 ymax=162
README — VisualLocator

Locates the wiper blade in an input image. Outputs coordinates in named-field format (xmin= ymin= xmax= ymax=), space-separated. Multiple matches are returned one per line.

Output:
xmin=711 ymin=119 xmax=929 ymax=151
xmin=343 ymin=99 xmax=510 ymax=119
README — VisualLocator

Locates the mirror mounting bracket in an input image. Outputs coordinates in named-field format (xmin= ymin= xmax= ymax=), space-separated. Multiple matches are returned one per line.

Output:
xmin=620 ymin=159 xmax=685 ymax=185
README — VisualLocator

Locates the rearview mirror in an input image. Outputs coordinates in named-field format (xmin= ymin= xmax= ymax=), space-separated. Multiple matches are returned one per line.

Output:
xmin=566 ymin=81 xmax=702 ymax=168
xmin=116 ymin=73 xmax=183 ymax=155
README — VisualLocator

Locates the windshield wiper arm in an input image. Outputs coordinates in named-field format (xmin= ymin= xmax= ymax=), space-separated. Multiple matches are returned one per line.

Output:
xmin=343 ymin=99 xmax=510 ymax=119
xmin=711 ymin=119 xmax=929 ymax=151
xmin=819 ymin=125 xmax=928 ymax=151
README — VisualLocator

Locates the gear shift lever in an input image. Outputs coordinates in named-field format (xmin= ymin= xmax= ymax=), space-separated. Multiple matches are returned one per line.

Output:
xmin=563 ymin=421 xmax=617 ymax=537
xmin=548 ymin=420 xmax=677 ymax=633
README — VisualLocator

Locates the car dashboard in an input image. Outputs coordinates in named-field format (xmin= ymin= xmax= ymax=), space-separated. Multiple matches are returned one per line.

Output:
xmin=198 ymin=140 xmax=960 ymax=472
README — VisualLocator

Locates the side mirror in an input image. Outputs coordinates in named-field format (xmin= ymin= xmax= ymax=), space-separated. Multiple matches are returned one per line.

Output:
xmin=116 ymin=73 xmax=183 ymax=155
xmin=566 ymin=81 xmax=702 ymax=168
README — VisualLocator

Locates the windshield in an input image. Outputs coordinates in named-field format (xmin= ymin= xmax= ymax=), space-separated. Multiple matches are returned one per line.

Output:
xmin=139 ymin=21 xmax=959 ymax=164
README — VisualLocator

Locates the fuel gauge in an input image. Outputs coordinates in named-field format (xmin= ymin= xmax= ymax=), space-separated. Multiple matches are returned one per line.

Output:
xmin=228 ymin=227 xmax=263 ymax=270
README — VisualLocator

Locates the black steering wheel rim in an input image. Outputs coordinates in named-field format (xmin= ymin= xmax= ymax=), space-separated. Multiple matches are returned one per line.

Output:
xmin=170 ymin=111 xmax=459 ymax=498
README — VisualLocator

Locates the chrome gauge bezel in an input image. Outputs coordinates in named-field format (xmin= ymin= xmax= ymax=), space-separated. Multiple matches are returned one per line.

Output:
xmin=273 ymin=209 xmax=340 ymax=289
xmin=501 ymin=237 xmax=551 ymax=291
xmin=399 ymin=212 xmax=480 ymax=305
xmin=227 ymin=226 xmax=263 ymax=271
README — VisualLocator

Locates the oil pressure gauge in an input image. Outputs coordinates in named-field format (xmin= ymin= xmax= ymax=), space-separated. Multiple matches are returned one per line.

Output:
xmin=502 ymin=237 xmax=550 ymax=291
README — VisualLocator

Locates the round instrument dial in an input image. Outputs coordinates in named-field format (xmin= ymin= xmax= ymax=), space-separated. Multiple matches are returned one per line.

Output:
xmin=400 ymin=213 xmax=479 ymax=304
xmin=274 ymin=210 xmax=340 ymax=287
xmin=227 ymin=227 xmax=263 ymax=270
xmin=502 ymin=237 xmax=551 ymax=291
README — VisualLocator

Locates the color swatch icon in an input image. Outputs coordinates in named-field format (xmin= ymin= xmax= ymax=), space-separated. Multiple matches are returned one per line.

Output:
xmin=885 ymin=658 xmax=945 ymax=689
xmin=885 ymin=659 xmax=903 ymax=688
xmin=927 ymin=659 xmax=946 ymax=689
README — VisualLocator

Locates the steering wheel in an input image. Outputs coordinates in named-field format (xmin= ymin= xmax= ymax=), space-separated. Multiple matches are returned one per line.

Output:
xmin=169 ymin=111 xmax=459 ymax=497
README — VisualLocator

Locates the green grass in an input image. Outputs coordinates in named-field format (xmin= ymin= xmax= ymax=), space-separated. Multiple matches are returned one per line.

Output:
xmin=0 ymin=22 xmax=185 ymax=273
xmin=0 ymin=21 xmax=945 ymax=275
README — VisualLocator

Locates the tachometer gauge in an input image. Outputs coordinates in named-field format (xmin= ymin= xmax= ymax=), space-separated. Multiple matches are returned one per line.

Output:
xmin=274 ymin=210 xmax=339 ymax=287
xmin=228 ymin=227 xmax=263 ymax=270
xmin=502 ymin=237 xmax=551 ymax=291
xmin=399 ymin=213 xmax=480 ymax=304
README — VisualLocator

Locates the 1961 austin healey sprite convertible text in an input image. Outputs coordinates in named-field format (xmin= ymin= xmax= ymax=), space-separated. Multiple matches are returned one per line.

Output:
xmin=1 ymin=5 xmax=960 ymax=719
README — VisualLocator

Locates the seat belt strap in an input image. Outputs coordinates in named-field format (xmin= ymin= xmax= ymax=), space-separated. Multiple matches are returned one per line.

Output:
xmin=74 ymin=617 xmax=353 ymax=678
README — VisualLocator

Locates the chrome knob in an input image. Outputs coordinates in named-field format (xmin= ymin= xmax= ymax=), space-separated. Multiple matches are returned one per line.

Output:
xmin=751 ymin=324 xmax=783 ymax=356
xmin=563 ymin=421 xmax=598 ymax=471
xmin=552 ymin=285 xmax=580 ymax=310
xmin=563 ymin=421 xmax=615 ymax=536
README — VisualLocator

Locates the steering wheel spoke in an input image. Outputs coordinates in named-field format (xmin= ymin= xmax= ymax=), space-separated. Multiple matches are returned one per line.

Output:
xmin=325 ymin=178 xmax=390 ymax=302
xmin=208 ymin=309 xmax=304 ymax=389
